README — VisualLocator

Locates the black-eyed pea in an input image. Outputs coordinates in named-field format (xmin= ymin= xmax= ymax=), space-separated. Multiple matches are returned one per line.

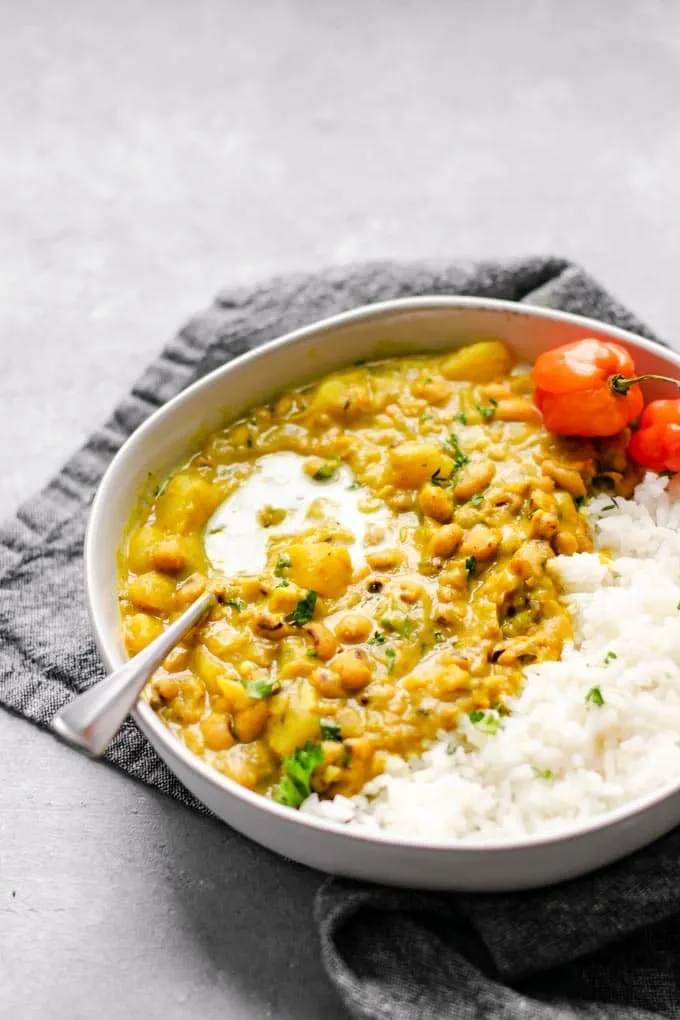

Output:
xmin=305 ymin=622 xmax=338 ymax=660
xmin=493 ymin=398 xmax=541 ymax=423
xmin=410 ymin=377 xmax=453 ymax=405
xmin=459 ymin=524 xmax=500 ymax=562
xmin=542 ymin=460 xmax=586 ymax=498
xmin=151 ymin=537 xmax=187 ymax=574
xmin=308 ymin=666 xmax=346 ymax=699
xmin=555 ymin=530 xmax=579 ymax=556
xmin=156 ymin=676 xmax=180 ymax=702
xmin=252 ymin=612 xmax=290 ymax=640
xmin=453 ymin=462 xmax=495 ymax=502
xmin=398 ymin=578 xmax=423 ymax=603
xmin=334 ymin=613 xmax=373 ymax=644
xmin=163 ymin=644 xmax=189 ymax=672
xmin=201 ymin=713 xmax=236 ymax=751
xmin=233 ymin=701 xmax=270 ymax=742
xmin=176 ymin=572 xmax=208 ymax=606
xmin=418 ymin=483 xmax=454 ymax=523
xmin=429 ymin=523 xmax=463 ymax=560
xmin=365 ymin=548 xmax=405 ymax=571
xmin=530 ymin=510 xmax=560 ymax=540
xmin=329 ymin=649 xmax=373 ymax=692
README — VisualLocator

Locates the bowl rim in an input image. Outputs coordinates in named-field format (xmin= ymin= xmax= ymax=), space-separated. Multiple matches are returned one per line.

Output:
xmin=86 ymin=294 xmax=680 ymax=853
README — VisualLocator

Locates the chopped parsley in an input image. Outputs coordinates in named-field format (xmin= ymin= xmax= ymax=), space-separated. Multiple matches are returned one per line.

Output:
xmin=320 ymin=718 xmax=343 ymax=742
xmin=447 ymin=432 xmax=470 ymax=472
xmin=272 ymin=743 xmax=324 ymax=808
xmin=381 ymin=616 xmax=413 ymax=638
xmin=469 ymin=709 xmax=500 ymax=734
xmin=574 ymin=495 xmax=585 ymax=509
xmin=208 ymin=524 xmax=225 ymax=534
xmin=347 ymin=481 xmax=362 ymax=491
xmin=246 ymin=437 xmax=253 ymax=449
xmin=368 ymin=631 xmax=386 ymax=645
xmin=476 ymin=398 xmax=498 ymax=421
xmin=430 ymin=468 xmax=453 ymax=488
xmin=533 ymin=768 xmax=554 ymax=780
xmin=313 ymin=460 xmax=338 ymax=482
xmin=465 ymin=555 xmax=477 ymax=579
xmin=470 ymin=493 xmax=484 ymax=507
xmin=420 ymin=412 xmax=434 ymax=424
xmin=275 ymin=554 xmax=291 ymax=577
xmin=433 ymin=631 xmax=444 ymax=643
xmin=454 ymin=411 xmax=468 ymax=426
xmin=275 ymin=579 xmax=290 ymax=588
xmin=385 ymin=646 xmax=396 ymax=676
xmin=586 ymin=685 xmax=605 ymax=707
xmin=600 ymin=497 xmax=618 ymax=512
xmin=243 ymin=677 xmax=281 ymax=699
xmin=221 ymin=597 xmax=246 ymax=612
xmin=604 ymin=651 xmax=617 ymax=664
xmin=306 ymin=648 xmax=318 ymax=658
xmin=285 ymin=589 xmax=318 ymax=626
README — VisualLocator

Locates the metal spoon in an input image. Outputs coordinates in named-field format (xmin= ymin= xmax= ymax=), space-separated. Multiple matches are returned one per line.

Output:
xmin=51 ymin=591 xmax=215 ymax=757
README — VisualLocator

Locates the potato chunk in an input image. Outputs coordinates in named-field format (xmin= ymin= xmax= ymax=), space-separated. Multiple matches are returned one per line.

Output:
xmin=441 ymin=341 xmax=514 ymax=382
xmin=128 ymin=571 xmax=177 ymax=614
xmin=154 ymin=473 xmax=223 ymax=534
xmin=266 ymin=680 xmax=321 ymax=757
xmin=389 ymin=442 xmax=454 ymax=490
xmin=288 ymin=543 xmax=352 ymax=599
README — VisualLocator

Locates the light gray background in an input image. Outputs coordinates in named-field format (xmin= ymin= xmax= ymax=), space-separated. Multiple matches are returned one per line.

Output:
xmin=2 ymin=1 xmax=680 ymax=1017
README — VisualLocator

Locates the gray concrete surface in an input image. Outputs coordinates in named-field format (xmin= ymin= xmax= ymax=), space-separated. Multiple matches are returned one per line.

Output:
xmin=2 ymin=0 xmax=680 ymax=1016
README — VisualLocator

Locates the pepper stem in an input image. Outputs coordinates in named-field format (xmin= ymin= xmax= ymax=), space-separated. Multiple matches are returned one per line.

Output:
xmin=610 ymin=372 xmax=680 ymax=395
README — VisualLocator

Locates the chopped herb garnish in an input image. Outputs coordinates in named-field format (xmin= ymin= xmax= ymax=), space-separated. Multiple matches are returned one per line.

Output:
xmin=243 ymin=677 xmax=281 ymax=699
xmin=286 ymin=590 xmax=318 ymax=626
xmin=208 ymin=524 xmax=225 ymax=534
xmin=420 ymin=412 xmax=434 ymax=424
xmin=313 ymin=461 xmax=338 ymax=482
xmin=469 ymin=709 xmax=500 ymax=734
xmin=604 ymin=651 xmax=617 ymax=664
xmin=381 ymin=616 xmax=413 ymax=638
xmin=275 ymin=554 xmax=291 ymax=577
xmin=368 ymin=631 xmax=386 ymax=645
xmin=320 ymin=718 xmax=342 ymax=742
xmin=430 ymin=468 xmax=453 ymax=488
xmin=533 ymin=768 xmax=554 ymax=780
xmin=275 ymin=579 xmax=290 ymax=588
xmin=677 ymin=600 xmax=680 ymax=611
xmin=246 ymin=437 xmax=253 ymax=449
xmin=470 ymin=493 xmax=484 ymax=507
xmin=433 ymin=631 xmax=444 ymax=643
xmin=306 ymin=649 xmax=318 ymax=658
xmin=447 ymin=433 xmax=470 ymax=472
xmin=586 ymin=685 xmax=605 ymax=707
xmin=600 ymin=498 xmax=618 ymax=512
xmin=223 ymin=597 xmax=246 ymax=612
xmin=454 ymin=411 xmax=468 ymax=426
xmin=465 ymin=555 xmax=477 ymax=579
xmin=347 ymin=481 xmax=362 ymax=491
xmin=476 ymin=398 xmax=498 ymax=421
xmin=574 ymin=495 xmax=585 ymax=509
xmin=272 ymin=742 xmax=324 ymax=808
xmin=385 ymin=647 xmax=396 ymax=676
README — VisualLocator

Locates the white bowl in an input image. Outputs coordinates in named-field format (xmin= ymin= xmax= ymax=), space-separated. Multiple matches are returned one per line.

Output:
xmin=86 ymin=297 xmax=680 ymax=891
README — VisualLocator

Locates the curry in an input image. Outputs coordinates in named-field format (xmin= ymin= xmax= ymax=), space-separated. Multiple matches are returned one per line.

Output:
xmin=118 ymin=340 xmax=640 ymax=805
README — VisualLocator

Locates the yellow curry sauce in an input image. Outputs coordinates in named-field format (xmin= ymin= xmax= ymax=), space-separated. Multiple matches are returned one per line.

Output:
xmin=118 ymin=341 xmax=640 ymax=805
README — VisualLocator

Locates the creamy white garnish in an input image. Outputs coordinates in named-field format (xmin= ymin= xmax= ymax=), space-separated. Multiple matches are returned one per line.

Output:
xmin=204 ymin=451 xmax=392 ymax=575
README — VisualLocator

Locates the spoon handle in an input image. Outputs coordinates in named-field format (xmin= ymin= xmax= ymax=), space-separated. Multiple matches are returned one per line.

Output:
xmin=52 ymin=591 xmax=215 ymax=757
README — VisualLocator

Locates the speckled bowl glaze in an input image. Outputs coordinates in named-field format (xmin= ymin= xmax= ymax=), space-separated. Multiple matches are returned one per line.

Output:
xmin=86 ymin=297 xmax=680 ymax=890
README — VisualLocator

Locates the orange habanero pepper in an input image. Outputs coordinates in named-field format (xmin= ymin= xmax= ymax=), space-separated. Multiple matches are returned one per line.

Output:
xmin=533 ymin=339 xmax=644 ymax=437
xmin=628 ymin=401 xmax=680 ymax=473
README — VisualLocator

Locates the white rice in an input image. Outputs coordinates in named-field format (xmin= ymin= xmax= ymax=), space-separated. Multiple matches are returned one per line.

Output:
xmin=301 ymin=472 xmax=680 ymax=841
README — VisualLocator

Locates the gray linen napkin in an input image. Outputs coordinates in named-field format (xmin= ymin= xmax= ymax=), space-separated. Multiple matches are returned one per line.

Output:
xmin=1 ymin=256 xmax=676 ymax=1019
